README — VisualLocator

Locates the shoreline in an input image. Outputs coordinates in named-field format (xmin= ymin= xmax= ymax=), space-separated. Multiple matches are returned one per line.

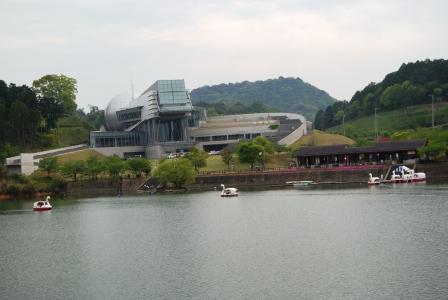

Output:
xmin=1 ymin=162 xmax=448 ymax=200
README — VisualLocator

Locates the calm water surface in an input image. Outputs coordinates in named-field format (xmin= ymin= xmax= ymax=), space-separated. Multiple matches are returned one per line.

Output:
xmin=1 ymin=184 xmax=448 ymax=299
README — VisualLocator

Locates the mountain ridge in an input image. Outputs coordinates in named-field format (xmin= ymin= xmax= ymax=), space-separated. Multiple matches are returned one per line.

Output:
xmin=191 ymin=76 xmax=337 ymax=120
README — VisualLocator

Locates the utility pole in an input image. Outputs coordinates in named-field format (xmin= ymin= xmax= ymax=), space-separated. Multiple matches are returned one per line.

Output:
xmin=342 ymin=111 xmax=346 ymax=136
xmin=374 ymin=107 xmax=378 ymax=142
xmin=430 ymin=94 xmax=435 ymax=129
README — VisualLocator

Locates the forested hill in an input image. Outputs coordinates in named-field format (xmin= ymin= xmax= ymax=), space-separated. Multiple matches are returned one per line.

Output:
xmin=191 ymin=77 xmax=337 ymax=120
xmin=315 ymin=59 xmax=448 ymax=130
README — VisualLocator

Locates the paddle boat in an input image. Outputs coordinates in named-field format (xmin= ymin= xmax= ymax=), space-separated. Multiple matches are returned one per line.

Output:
xmin=286 ymin=180 xmax=316 ymax=187
xmin=33 ymin=196 xmax=52 ymax=211
xmin=220 ymin=184 xmax=239 ymax=197
xmin=367 ymin=173 xmax=381 ymax=185
xmin=389 ymin=165 xmax=426 ymax=183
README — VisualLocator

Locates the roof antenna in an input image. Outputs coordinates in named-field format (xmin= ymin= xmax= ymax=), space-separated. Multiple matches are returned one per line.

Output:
xmin=130 ymin=72 xmax=135 ymax=100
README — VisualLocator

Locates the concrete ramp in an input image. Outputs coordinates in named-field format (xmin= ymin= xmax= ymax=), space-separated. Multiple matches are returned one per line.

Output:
xmin=278 ymin=122 xmax=308 ymax=146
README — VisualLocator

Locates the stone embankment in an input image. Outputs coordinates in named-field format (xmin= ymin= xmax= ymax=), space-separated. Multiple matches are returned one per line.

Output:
xmin=65 ymin=178 xmax=146 ymax=197
xmin=63 ymin=162 xmax=448 ymax=197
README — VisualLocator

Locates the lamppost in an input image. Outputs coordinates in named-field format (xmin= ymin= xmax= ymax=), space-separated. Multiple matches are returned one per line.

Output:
xmin=374 ymin=107 xmax=378 ymax=142
xmin=430 ymin=94 xmax=435 ymax=129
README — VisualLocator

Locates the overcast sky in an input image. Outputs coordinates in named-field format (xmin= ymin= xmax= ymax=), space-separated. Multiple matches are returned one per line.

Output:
xmin=1 ymin=0 xmax=447 ymax=110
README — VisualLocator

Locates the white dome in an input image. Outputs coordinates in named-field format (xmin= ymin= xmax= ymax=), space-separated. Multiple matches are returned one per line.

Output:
xmin=105 ymin=94 xmax=130 ymax=130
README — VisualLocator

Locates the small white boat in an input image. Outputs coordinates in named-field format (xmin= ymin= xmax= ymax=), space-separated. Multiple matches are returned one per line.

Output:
xmin=33 ymin=196 xmax=52 ymax=211
xmin=286 ymin=180 xmax=316 ymax=187
xmin=367 ymin=173 xmax=380 ymax=185
xmin=220 ymin=184 xmax=238 ymax=197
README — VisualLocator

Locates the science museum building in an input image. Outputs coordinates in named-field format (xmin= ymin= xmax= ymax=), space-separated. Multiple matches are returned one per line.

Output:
xmin=90 ymin=79 xmax=310 ymax=159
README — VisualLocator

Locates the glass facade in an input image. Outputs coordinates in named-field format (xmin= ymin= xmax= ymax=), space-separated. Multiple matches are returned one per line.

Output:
xmin=90 ymin=131 xmax=146 ymax=147
xmin=157 ymin=80 xmax=188 ymax=105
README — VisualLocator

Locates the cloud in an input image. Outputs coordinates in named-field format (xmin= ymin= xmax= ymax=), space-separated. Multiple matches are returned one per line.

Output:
xmin=0 ymin=0 xmax=447 ymax=108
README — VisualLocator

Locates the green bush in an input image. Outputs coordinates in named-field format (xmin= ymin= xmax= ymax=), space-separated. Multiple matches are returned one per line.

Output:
xmin=9 ymin=174 xmax=30 ymax=184
xmin=21 ymin=184 xmax=36 ymax=196
xmin=6 ymin=184 xmax=21 ymax=196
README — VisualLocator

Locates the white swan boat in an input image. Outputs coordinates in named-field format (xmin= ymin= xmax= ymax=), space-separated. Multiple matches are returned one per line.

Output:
xmin=220 ymin=184 xmax=238 ymax=197
xmin=33 ymin=196 xmax=52 ymax=211
xmin=367 ymin=173 xmax=380 ymax=185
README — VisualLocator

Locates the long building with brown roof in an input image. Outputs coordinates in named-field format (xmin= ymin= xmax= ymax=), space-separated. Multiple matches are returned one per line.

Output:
xmin=296 ymin=139 xmax=426 ymax=167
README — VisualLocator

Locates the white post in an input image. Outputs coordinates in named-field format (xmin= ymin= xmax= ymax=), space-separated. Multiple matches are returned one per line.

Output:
xmin=374 ymin=107 xmax=378 ymax=142
xmin=430 ymin=94 xmax=435 ymax=129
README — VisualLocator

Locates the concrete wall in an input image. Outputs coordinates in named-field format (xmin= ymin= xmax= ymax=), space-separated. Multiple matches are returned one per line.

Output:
xmin=93 ymin=146 xmax=145 ymax=158
xmin=66 ymin=178 xmax=146 ymax=197
xmin=192 ymin=166 xmax=389 ymax=189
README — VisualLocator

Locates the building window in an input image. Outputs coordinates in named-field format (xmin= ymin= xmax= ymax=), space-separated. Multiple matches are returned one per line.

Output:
xmin=212 ymin=135 xmax=227 ymax=141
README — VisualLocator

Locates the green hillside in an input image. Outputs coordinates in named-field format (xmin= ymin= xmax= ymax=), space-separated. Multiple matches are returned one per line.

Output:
xmin=191 ymin=76 xmax=337 ymax=120
xmin=327 ymin=102 xmax=448 ymax=140
xmin=315 ymin=59 xmax=448 ymax=130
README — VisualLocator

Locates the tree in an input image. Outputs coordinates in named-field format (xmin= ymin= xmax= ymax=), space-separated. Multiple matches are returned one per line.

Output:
xmin=104 ymin=155 xmax=126 ymax=177
xmin=236 ymin=141 xmax=264 ymax=170
xmin=85 ymin=155 xmax=105 ymax=179
xmin=272 ymin=142 xmax=289 ymax=154
xmin=9 ymin=100 xmax=29 ymax=146
xmin=253 ymin=136 xmax=274 ymax=168
xmin=127 ymin=157 xmax=151 ymax=178
xmin=418 ymin=141 xmax=447 ymax=160
xmin=32 ymin=74 xmax=78 ymax=114
xmin=184 ymin=148 xmax=209 ymax=172
xmin=38 ymin=157 xmax=59 ymax=176
xmin=154 ymin=158 xmax=195 ymax=189
xmin=60 ymin=160 xmax=85 ymax=181
xmin=220 ymin=148 xmax=234 ymax=169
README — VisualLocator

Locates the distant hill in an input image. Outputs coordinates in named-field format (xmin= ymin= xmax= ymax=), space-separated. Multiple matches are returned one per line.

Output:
xmin=289 ymin=130 xmax=355 ymax=150
xmin=315 ymin=59 xmax=448 ymax=130
xmin=191 ymin=77 xmax=337 ymax=120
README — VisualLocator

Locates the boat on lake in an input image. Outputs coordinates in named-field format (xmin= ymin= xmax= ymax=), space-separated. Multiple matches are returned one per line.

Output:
xmin=367 ymin=173 xmax=381 ymax=185
xmin=369 ymin=165 xmax=426 ymax=185
xmin=387 ymin=165 xmax=426 ymax=183
xmin=33 ymin=196 xmax=52 ymax=211
xmin=220 ymin=184 xmax=238 ymax=197
xmin=286 ymin=180 xmax=316 ymax=187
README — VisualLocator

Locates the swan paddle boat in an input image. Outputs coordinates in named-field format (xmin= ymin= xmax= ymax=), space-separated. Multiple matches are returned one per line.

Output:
xmin=367 ymin=173 xmax=380 ymax=185
xmin=220 ymin=184 xmax=238 ymax=197
xmin=33 ymin=196 xmax=52 ymax=211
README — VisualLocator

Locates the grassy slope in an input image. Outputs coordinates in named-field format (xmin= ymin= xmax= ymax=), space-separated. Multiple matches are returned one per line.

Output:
xmin=327 ymin=102 xmax=448 ymax=137
xmin=52 ymin=116 xmax=93 ymax=147
xmin=289 ymin=130 xmax=355 ymax=150
xmin=56 ymin=149 xmax=105 ymax=164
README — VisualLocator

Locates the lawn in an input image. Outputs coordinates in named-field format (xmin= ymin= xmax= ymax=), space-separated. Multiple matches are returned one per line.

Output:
xmin=56 ymin=149 xmax=105 ymax=164
xmin=200 ymin=153 xmax=292 ymax=172
xmin=289 ymin=130 xmax=355 ymax=150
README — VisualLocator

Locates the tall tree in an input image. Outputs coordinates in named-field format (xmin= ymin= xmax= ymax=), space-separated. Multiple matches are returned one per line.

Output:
xmin=127 ymin=157 xmax=151 ymax=178
xmin=9 ymin=100 xmax=29 ymax=146
xmin=154 ymin=158 xmax=195 ymax=189
xmin=220 ymin=148 xmax=234 ymax=169
xmin=236 ymin=141 xmax=264 ymax=170
xmin=38 ymin=157 xmax=59 ymax=176
xmin=61 ymin=160 xmax=86 ymax=181
xmin=184 ymin=148 xmax=209 ymax=172
xmin=32 ymin=74 xmax=78 ymax=114
xmin=104 ymin=155 xmax=126 ymax=177
xmin=85 ymin=155 xmax=105 ymax=179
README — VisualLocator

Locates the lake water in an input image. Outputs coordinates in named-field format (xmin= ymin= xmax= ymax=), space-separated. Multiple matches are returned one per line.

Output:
xmin=1 ymin=184 xmax=448 ymax=299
